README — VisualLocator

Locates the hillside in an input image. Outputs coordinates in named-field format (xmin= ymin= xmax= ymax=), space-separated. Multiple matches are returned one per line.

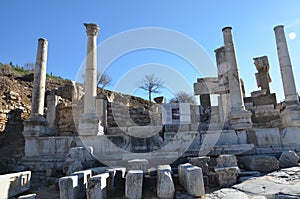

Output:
xmin=0 ymin=62 xmax=153 ymax=174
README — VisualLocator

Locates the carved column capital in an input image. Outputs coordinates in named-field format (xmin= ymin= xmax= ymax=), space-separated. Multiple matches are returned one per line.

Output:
xmin=84 ymin=23 xmax=99 ymax=36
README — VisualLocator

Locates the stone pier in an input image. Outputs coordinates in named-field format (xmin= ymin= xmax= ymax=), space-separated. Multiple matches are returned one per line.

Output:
xmin=222 ymin=27 xmax=252 ymax=130
xmin=215 ymin=46 xmax=231 ymax=124
xmin=274 ymin=25 xmax=300 ymax=127
xmin=79 ymin=23 xmax=103 ymax=135
xmin=23 ymin=38 xmax=49 ymax=137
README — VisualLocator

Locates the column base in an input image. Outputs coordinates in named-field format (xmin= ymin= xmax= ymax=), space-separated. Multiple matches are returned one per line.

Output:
xmin=228 ymin=109 xmax=253 ymax=130
xmin=22 ymin=116 xmax=50 ymax=137
xmin=280 ymin=105 xmax=300 ymax=127
xmin=78 ymin=113 xmax=104 ymax=136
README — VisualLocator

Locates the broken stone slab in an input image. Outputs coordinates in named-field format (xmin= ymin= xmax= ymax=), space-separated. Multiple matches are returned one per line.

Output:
xmin=59 ymin=175 xmax=78 ymax=199
xmin=188 ymin=156 xmax=210 ymax=175
xmin=128 ymin=159 xmax=149 ymax=172
xmin=157 ymin=165 xmax=175 ymax=199
xmin=125 ymin=170 xmax=143 ymax=199
xmin=279 ymin=150 xmax=300 ymax=168
xmin=178 ymin=163 xmax=205 ymax=197
xmin=214 ymin=166 xmax=239 ymax=187
xmin=87 ymin=173 xmax=109 ymax=199
xmin=18 ymin=194 xmax=39 ymax=199
xmin=216 ymin=154 xmax=238 ymax=167
xmin=205 ymin=188 xmax=251 ymax=199
xmin=105 ymin=167 xmax=126 ymax=192
xmin=239 ymin=155 xmax=279 ymax=173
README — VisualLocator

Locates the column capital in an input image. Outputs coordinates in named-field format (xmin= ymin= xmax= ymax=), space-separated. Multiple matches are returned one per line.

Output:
xmin=84 ymin=23 xmax=99 ymax=36
xmin=274 ymin=25 xmax=284 ymax=31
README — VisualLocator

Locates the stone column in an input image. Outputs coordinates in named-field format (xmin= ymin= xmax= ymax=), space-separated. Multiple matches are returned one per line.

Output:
xmin=274 ymin=25 xmax=298 ymax=104
xmin=222 ymin=27 xmax=252 ymax=130
xmin=215 ymin=46 xmax=231 ymax=124
xmin=31 ymin=38 xmax=48 ymax=118
xmin=274 ymin=25 xmax=300 ymax=127
xmin=79 ymin=23 xmax=103 ymax=135
xmin=23 ymin=38 xmax=49 ymax=137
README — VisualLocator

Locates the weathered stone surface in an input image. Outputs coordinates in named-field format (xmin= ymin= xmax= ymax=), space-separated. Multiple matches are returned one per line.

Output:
xmin=205 ymin=188 xmax=250 ymax=199
xmin=188 ymin=156 xmax=210 ymax=175
xmin=59 ymin=175 xmax=78 ymax=199
xmin=214 ymin=167 xmax=239 ymax=187
xmin=239 ymin=155 xmax=279 ymax=173
xmin=157 ymin=165 xmax=175 ymax=199
xmin=216 ymin=154 xmax=237 ymax=167
xmin=125 ymin=170 xmax=143 ymax=199
xmin=233 ymin=166 xmax=300 ymax=197
xmin=18 ymin=194 xmax=39 ymax=199
xmin=279 ymin=151 xmax=300 ymax=168
xmin=87 ymin=173 xmax=109 ymax=199
xmin=247 ymin=128 xmax=281 ymax=146
xmin=178 ymin=163 xmax=205 ymax=197
xmin=128 ymin=159 xmax=149 ymax=172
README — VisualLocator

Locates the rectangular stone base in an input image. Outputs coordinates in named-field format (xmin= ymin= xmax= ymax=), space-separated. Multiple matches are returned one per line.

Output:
xmin=281 ymin=106 xmax=300 ymax=127
xmin=22 ymin=116 xmax=50 ymax=137
xmin=78 ymin=113 xmax=104 ymax=135
xmin=228 ymin=110 xmax=253 ymax=130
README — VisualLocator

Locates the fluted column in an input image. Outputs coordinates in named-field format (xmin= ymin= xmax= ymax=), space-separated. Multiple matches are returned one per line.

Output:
xmin=222 ymin=27 xmax=252 ymax=130
xmin=79 ymin=23 xmax=103 ymax=135
xmin=274 ymin=25 xmax=300 ymax=127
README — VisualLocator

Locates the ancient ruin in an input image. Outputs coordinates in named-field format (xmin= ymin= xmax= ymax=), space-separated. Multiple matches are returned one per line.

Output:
xmin=1 ymin=23 xmax=300 ymax=198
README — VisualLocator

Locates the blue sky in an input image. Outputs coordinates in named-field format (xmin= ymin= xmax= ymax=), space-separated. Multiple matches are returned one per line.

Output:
xmin=0 ymin=1 xmax=300 ymax=102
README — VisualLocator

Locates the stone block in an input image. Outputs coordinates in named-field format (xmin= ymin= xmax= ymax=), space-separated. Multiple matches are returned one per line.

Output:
xmin=87 ymin=173 xmax=109 ymax=199
xmin=71 ymin=170 xmax=92 ymax=198
xmin=279 ymin=150 xmax=300 ymax=168
xmin=239 ymin=155 xmax=279 ymax=173
xmin=188 ymin=156 xmax=210 ymax=175
xmin=125 ymin=170 xmax=143 ymax=199
xmin=180 ymin=165 xmax=205 ymax=197
xmin=128 ymin=159 xmax=149 ymax=172
xmin=0 ymin=171 xmax=31 ymax=199
xmin=18 ymin=194 xmax=38 ymax=199
xmin=216 ymin=154 xmax=238 ymax=167
xmin=157 ymin=165 xmax=175 ymax=199
xmin=59 ymin=175 xmax=78 ymax=199
xmin=280 ymin=127 xmax=300 ymax=146
xmin=178 ymin=163 xmax=193 ymax=187
xmin=247 ymin=128 xmax=281 ymax=146
xmin=214 ymin=167 xmax=239 ymax=187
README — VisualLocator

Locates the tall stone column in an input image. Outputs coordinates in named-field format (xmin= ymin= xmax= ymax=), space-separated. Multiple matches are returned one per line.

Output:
xmin=222 ymin=27 xmax=252 ymax=130
xmin=31 ymin=38 xmax=48 ymax=118
xmin=23 ymin=38 xmax=49 ymax=137
xmin=79 ymin=23 xmax=103 ymax=135
xmin=274 ymin=25 xmax=300 ymax=127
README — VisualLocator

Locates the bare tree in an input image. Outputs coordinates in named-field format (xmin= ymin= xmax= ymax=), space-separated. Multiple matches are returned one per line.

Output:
xmin=97 ymin=72 xmax=112 ymax=89
xmin=138 ymin=74 xmax=163 ymax=101
xmin=169 ymin=91 xmax=196 ymax=104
